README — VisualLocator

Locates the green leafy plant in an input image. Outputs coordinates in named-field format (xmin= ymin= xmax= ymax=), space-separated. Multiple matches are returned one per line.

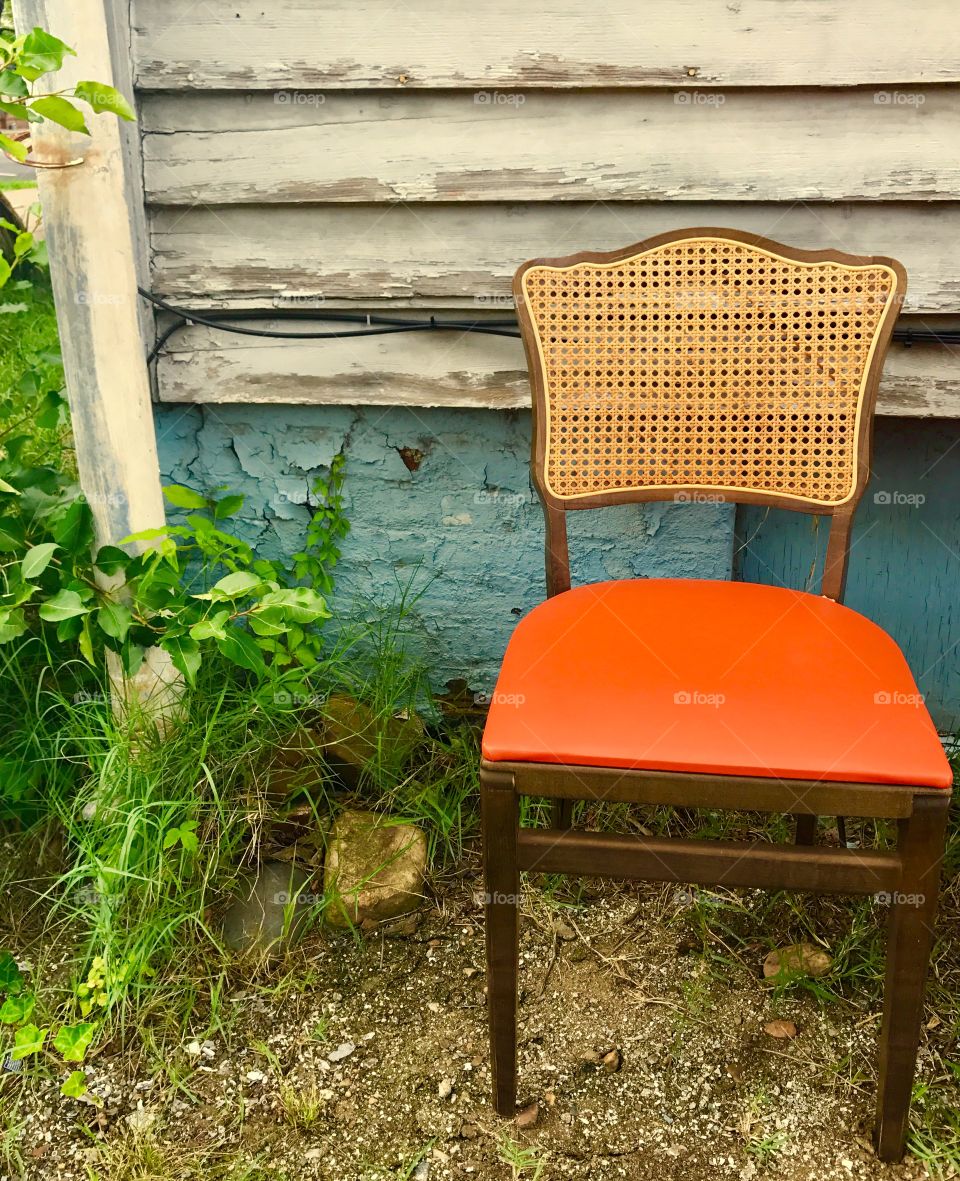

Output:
xmin=292 ymin=453 xmax=350 ymax=593
xmin=162 ymin=818 xmax=198 ymax=855
xmin=0 ymin=477 xmax=345 ymax=692
xmin=60 ymin=1069 xmax=87 ymax=1099
xmin=0 ymin=991 xmax=32 ymax=1024
xmin=11 ymin=1021 xmax=46 ymax=1059
xmin=75 ymin=955 xmax=107 ymax=1017
xmin=73 ymin=954 xmax=150 ymax=1019
xmin=0 ymin=196 xmax=66 ymax=474
xmin=0 ymin=25 xmax=133 ymax=164
xmin=0 ymin=951 xmax=21 ymax=993
xmin=0 ymin=950 xmax=96 ymax=1098
xmin=52 ymin=1020 xmax=94 ymax=1062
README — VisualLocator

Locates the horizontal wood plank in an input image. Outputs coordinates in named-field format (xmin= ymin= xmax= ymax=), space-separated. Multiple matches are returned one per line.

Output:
xmin=150 ymin=201 xmax=960 ymax=315
xmin=154 ymin=322 xmax=960 ymax=418
xmin=155 ymin=321 xmax=530 ymax=409
xmin=141 ymin=89 xmax=959 ymax=205
xmin=132 ymin=0 xmax=960 ymax=89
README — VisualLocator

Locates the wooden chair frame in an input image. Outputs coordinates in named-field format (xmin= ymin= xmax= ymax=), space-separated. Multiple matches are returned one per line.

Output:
xmin=481 ymin=229 xmax=950 ymax=1163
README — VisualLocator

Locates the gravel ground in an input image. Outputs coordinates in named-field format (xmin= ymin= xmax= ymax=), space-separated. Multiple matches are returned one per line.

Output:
xmin=4 ymin=870 xmax=948 ymax=1181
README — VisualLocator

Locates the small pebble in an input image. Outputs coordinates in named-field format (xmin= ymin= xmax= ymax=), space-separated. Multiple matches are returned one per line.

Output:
xmin=602 ymin=1048 xmax=623 ymax=1073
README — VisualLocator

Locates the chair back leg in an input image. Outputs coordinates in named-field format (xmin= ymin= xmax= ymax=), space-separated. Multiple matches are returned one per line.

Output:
xmin=875 ymin=794 xmax=950 ymax=1161
xmin=794 ymin=813 xmax=817 ymax=845
xmin=551 ymin=798 xmax=574 ymax=829
xmin=481 ymin=767 xmax=520 ymax=1115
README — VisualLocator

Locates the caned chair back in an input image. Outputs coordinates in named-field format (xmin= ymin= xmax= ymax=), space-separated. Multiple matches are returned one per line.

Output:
xmin=514 ymin=229 xmax=904 ymax=513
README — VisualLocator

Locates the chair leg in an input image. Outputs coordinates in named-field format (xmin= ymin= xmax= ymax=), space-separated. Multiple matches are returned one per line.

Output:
xmin=551 ymin=798 xmax=574 ymax=828
xmin=875 ymin=794 xmax=950 ymax=1162
xmin=482 ymin=765 xmax=520 ymax=1116
xmin=794 ymin=813 xmax=817 ymax=845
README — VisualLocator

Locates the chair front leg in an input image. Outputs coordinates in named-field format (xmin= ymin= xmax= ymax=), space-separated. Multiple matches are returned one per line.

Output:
xmin=875 ymin=793 xmax=950 ymax=1162
xmin=481 ymin=765 xmax=520 ymax=1116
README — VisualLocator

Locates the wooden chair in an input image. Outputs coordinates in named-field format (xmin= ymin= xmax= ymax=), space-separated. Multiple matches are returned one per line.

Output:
xmin=480 ymin=228 xmax=953 ymax=1162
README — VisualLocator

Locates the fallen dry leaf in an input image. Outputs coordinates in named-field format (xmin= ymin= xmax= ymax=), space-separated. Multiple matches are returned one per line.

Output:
xmin=763 ymin=942 xmax=832 ymax=980
xmin=763 ymin=1019 xmax=798 ymax=1039
xmin=515 ymin=1101 xmax=539 ymax=1129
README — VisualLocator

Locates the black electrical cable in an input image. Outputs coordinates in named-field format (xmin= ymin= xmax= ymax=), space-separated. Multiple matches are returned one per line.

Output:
xmin=894 ymin=327 xmax=960 ymax=346
xmin=138 ymin=288 xmax=522 ymax=364
xmin=138 ymin=287 xmax=960 ymax=365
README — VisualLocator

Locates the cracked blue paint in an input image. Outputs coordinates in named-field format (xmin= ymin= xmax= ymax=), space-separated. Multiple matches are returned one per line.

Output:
xmin=154 ymin=404 xmax=733 ymax=690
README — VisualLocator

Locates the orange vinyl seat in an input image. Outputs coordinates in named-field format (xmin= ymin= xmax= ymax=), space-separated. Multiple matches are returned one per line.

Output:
xmin=482 ymin=578 xmax=952 ymax=789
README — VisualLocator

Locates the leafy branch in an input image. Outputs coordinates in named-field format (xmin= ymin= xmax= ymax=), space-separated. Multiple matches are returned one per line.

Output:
xmin=0 ymin=469 xmax=349 ymax=689
xmin=0 ymin=25 xmax=134 ymax=163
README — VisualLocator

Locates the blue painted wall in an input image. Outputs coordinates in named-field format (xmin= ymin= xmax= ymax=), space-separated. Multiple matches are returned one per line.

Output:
xmin=154 ymin=407 xmax=959 ymax=728
xmin=153 ymin=405 xmax=733 ymax=691
xmin=737 ymin=418 xmax=960 ymax=731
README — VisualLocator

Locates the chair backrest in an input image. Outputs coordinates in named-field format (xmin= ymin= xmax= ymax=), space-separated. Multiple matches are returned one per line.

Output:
xmin=513 ymin=228 xmax=905 ymax=601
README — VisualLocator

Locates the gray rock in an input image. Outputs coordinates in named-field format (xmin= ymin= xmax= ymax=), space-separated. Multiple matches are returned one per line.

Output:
xmin=324 ymin=810 xmax=428 ymax=929
xmin=221 ymin=861 xmax=314 ymax=957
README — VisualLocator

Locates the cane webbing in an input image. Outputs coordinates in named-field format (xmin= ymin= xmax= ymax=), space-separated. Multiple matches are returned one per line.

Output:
xmin=518 ymin=236 xmax=899 ymax=506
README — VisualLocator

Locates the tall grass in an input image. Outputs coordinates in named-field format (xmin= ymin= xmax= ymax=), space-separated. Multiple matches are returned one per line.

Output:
xmin=0 ymin=600 xmax=480 ymax=1031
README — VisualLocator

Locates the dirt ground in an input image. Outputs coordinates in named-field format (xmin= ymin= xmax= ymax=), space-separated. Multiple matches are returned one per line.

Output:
xmin=7 ymin=867 xmax=949 ymax=1181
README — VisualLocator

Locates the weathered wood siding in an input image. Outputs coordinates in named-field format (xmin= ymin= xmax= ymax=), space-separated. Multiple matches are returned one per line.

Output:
xmin=150 ymin=202 xmax=960 ymax=313
xmin=131 ymin=1 xmax=960 ymax=416
xmin=140 ymin=89 xmax=960 ymax=205
xmin=133 ymin=1 xmax=960 ymax=89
